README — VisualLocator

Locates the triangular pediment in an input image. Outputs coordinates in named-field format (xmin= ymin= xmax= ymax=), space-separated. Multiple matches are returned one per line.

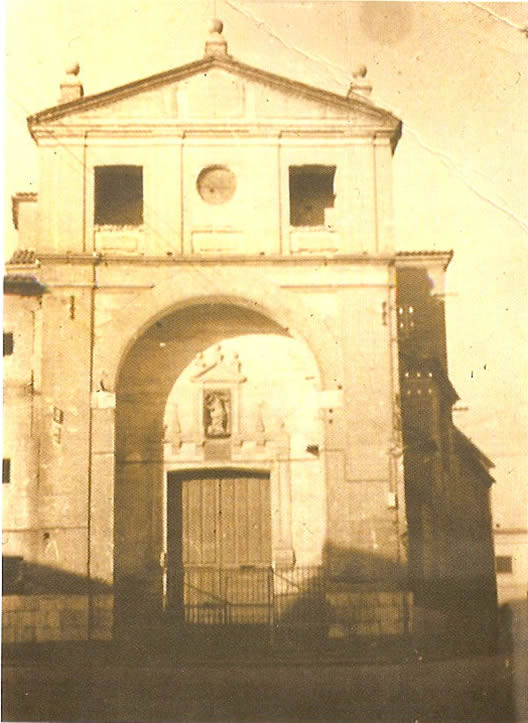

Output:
xmin=190 ymin=347 xmax=246 ymax=385
xmin=28 ymin=55 xmax=400 ymax=136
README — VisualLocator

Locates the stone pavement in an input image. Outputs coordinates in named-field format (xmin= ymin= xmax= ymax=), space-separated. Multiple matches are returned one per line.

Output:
xmin=2 ymin=643 xmax=517 ymax=721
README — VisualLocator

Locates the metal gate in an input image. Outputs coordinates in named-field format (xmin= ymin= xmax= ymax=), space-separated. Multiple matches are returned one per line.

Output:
xmin=183 ymin=566 xmax=273 ymax=624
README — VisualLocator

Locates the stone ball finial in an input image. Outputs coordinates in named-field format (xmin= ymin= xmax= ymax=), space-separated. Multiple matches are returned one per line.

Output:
xmin=65 ymin=60 xmax=80 ymax=77
xmin=209 ymin=18 xmax=223 ymax=34
xmin=205 ymin=18 xmax=228 ymax=57
xmin=348 ymin=64 xmax=372 ymax=98
xmin=352 ymin=64 xmax=368 ymax=79
xmin=60 ymin=59 xmax=83 ymax=104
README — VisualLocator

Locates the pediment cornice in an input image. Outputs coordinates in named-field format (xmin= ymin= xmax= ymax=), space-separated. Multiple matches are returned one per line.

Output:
xmin=27 ymin=54 xmax=401 ymax=148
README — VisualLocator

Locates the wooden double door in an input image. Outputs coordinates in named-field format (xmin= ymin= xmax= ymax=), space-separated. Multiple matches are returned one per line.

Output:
xmin=167 ymin=469 xmax=272 ymax=624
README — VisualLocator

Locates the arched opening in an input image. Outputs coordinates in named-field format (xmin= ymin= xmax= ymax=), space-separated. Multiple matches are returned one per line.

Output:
xmin=114 ymin=301 xmax=324 ymax=639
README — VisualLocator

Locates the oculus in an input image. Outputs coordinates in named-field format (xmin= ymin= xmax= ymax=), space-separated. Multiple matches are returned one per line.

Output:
xmin=197 ymin=165 xmax=236 ymax=204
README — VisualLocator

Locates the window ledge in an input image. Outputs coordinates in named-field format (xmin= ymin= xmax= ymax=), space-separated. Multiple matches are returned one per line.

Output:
xmin=94 ymin=226 xmax=145 ymax=254
xmin=290 ymin=225 xmax=336 ymax=232
xmin=94 ymin=224 xmax=144 ymax=232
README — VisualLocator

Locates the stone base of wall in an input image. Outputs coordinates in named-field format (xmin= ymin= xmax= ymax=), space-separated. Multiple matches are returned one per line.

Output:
xmin=3 ymin=590 xmax=412 ymax=643
xmin=2 ymin=594 xmax=113 ymax=643
xmin=326 ymin=588 xmax=413 ymax=638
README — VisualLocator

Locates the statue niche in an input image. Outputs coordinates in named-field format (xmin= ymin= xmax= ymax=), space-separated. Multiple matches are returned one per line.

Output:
xmin=204 ymin=389 xmax=231 ymax=438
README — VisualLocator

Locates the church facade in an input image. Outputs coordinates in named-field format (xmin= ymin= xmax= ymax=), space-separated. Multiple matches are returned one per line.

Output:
xmin=3 ymin=22 xmax=497 ymax=649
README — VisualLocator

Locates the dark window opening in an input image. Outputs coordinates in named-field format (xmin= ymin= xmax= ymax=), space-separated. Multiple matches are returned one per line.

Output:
xmin=94 ymin=165 xmax=143 ymax=226
xmin=289 ymin=165 xmax=335 ymax=227
xmin=3 ymin=332 xmax=14 ymax=356
xmin=3 ymin=459 xmax=11 ymax=484
xmin=495 ymin=555 xmax=513 ymax=574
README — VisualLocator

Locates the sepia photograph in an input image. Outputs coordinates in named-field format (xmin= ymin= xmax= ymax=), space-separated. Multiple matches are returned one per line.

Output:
xmin=3 ymin=1 xmax=527 ymax=720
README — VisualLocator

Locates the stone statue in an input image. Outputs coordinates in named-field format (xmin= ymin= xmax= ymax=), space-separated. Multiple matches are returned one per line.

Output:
xmin=204 ymin=390 xmax=230 ymax=437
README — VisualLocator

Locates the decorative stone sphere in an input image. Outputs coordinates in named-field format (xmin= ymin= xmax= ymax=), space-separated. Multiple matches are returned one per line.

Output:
xmin=209 ymin=18 xmax=223 ymax=34
xmin=353 ymin=64 xmax=368 ymax=79
xmin=65 ymin=61 xmax=80 ymax=76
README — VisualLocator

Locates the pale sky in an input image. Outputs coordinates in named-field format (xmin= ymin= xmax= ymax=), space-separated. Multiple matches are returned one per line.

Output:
xmin=4 ymin=1 xmax=528 ymax=525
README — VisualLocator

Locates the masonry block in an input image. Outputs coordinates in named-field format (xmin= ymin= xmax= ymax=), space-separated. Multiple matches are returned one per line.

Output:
xmin=59 ymin=608 xmax=85 ymax=632
xmin=92 ymin=608 xmax=113 ymax=640
xmin=2 ymin=597 xmax=16 ymax=611
xmin=36 ymin=625 xmax=55 ymax=642
xmin=17 ymin=625 xmax=36 ymax=643
xmin=67 ymin=595 xmax=89 ymax=611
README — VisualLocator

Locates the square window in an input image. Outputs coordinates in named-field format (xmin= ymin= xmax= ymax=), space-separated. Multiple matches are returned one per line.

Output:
xmin=3 ymin=332 xmax=14 ymax=356
xmin=495 ymin=555 xmax=513 ymax=574
xmin=2 ymin=459 xmax=11 ymax=484
xmin=289 ymin=165 xmax=335 ymax=227
xmin=94 ymin=165 xmax=143 ymax=226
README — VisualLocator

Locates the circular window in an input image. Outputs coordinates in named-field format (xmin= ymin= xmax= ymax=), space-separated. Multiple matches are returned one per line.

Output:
xmin=197 ymin=165 xmax=236 ymax=204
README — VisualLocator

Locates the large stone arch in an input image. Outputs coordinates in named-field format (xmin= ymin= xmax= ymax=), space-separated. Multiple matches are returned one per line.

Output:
xmin=95 ymin=266 xmax=341 ymax=392
xmin=105 ymin=275 xmax=334 ymax=633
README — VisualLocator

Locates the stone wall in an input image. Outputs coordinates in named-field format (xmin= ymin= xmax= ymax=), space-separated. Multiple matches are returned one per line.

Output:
xmin=2 ymin=594 xmax=113 ymax=643
xmin=326 ymin=589 xmax=413 ymax=637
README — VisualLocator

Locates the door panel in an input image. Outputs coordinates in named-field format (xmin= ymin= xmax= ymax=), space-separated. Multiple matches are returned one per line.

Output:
xmin=201 ymin=478 xmax=217 ymax=564
xmin=168 ymin=469 xmax=271 ymax=623
xmin=235 ymin=478 xmax=250 ymax=564
xmin=220 ymin=477 xmax=236 ymax=565
xmin=248 ymin=476 xmax=264 ymax=564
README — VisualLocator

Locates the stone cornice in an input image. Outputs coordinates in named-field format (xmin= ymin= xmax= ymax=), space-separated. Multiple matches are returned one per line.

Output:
xmin=493 ymin=528 xmax=528 ymax=536
xmin=28 ymin=55 xmax=399 ymax=125
xmin=20 ymin=252 xmax=399 ymax=267
xmin=396 ymin=250 xmax=453 ymax=271
xmin=7 ymin=251 xmax=453 ymax=273
xmin=29 ymin=124 xmax=397 ymax=145
xmin=27 ymin=54 xmax=402 ymax=150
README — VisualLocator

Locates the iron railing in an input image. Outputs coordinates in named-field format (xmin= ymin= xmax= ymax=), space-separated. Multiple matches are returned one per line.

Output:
xmin=179 ymin=566 xmax=412 ymax=641
xmin=182 ymin=565 xmax=326 ymax=627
